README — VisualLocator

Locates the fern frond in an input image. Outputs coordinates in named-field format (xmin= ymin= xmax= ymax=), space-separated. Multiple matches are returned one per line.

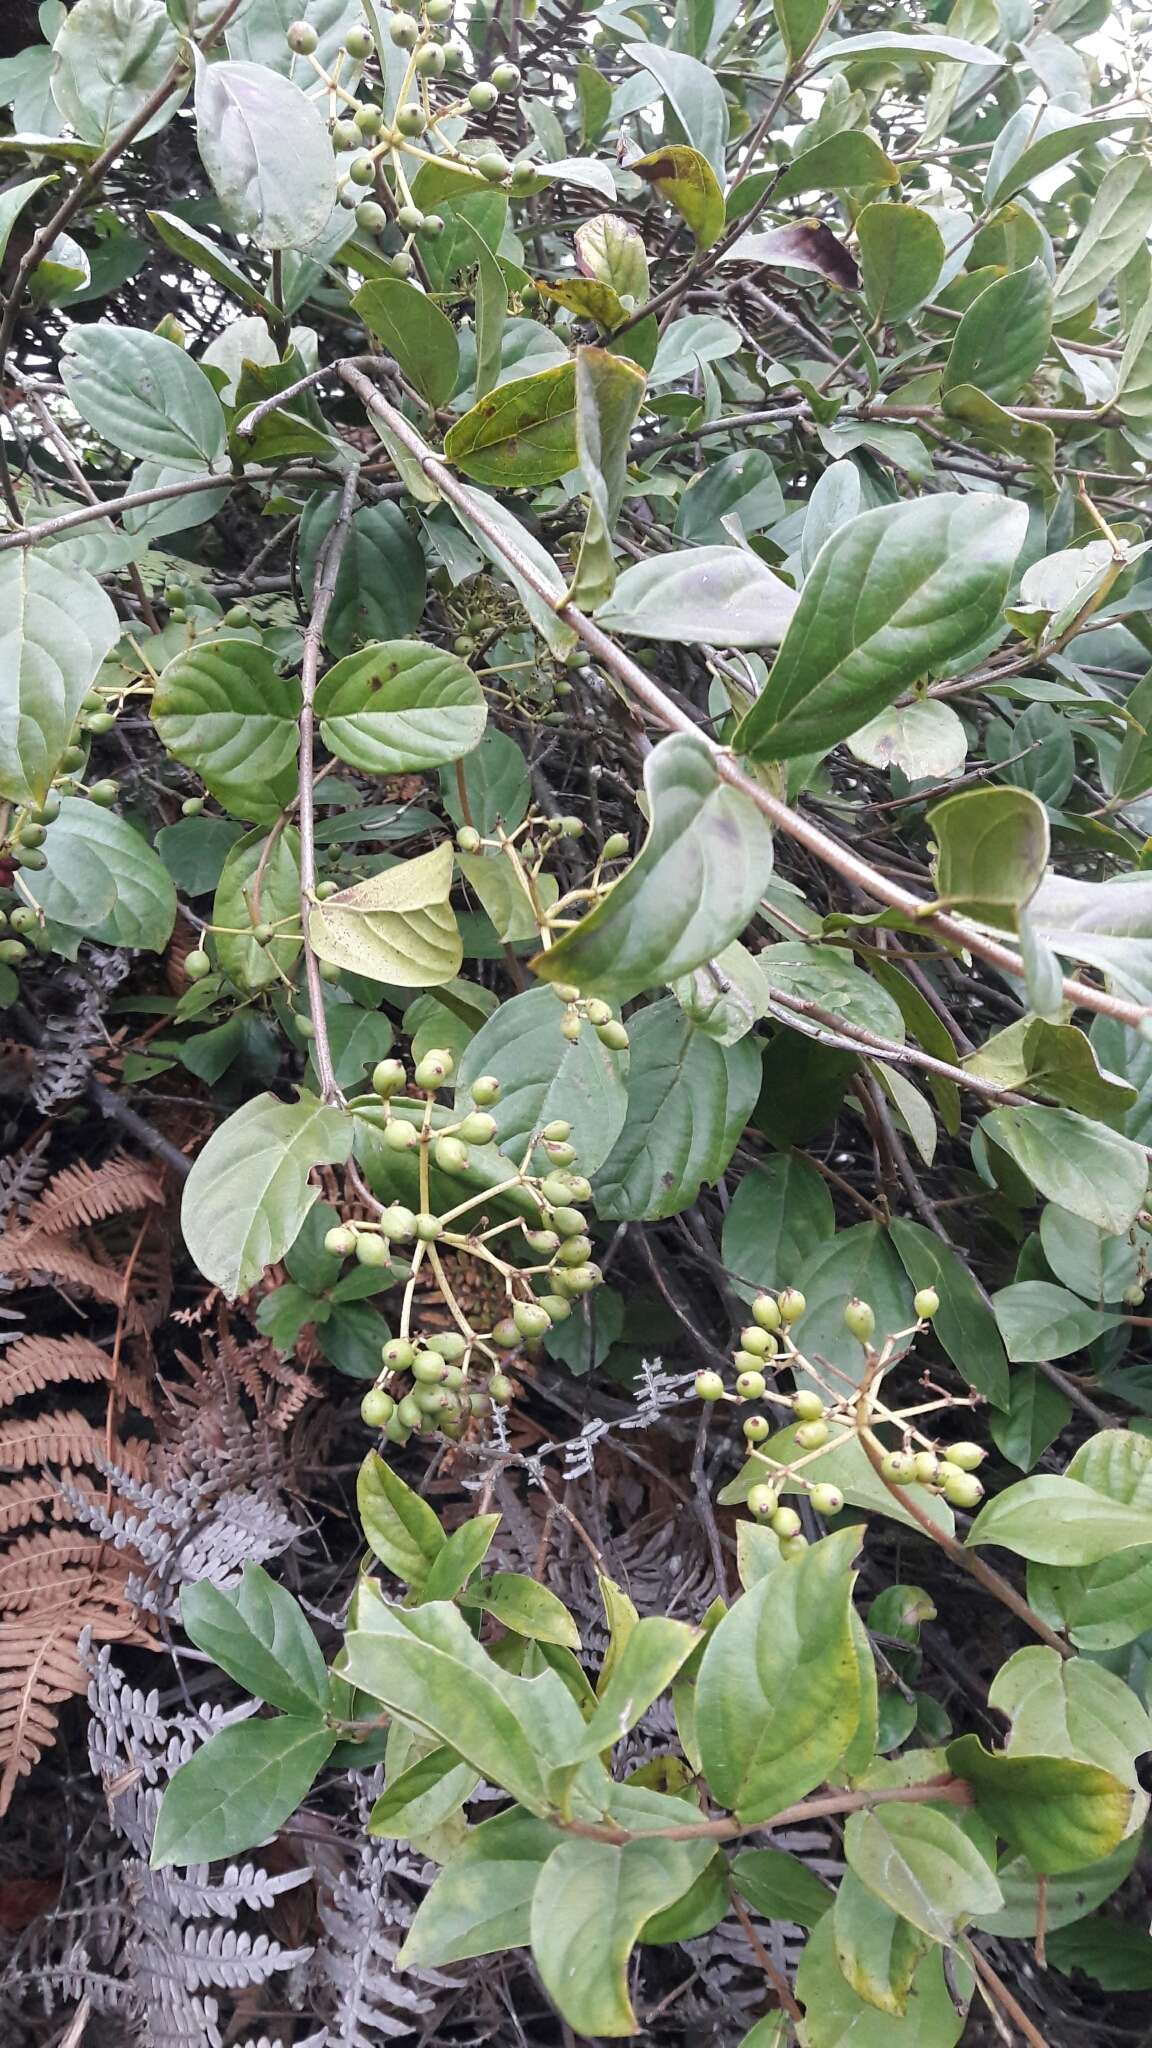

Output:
xmin=0 ymin=1473 xmax=104 ymax=1532
xmin=0 ymin=1410 xmax=150 ymax=1474
xmin=21 ymin=1157 xmax=162 ymax=1236
xmin=0 ymin=1333 xmax=113 ymax=1406
xmin=0 ymin=1530 xmax=127 ymax=1612
xmin=0 ymin=1608 xmax=142 ymax=1816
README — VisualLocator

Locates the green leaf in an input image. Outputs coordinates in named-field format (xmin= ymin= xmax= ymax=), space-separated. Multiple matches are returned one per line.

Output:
xmin=718 ymin=1422 xmax=956 ymax=1537
xmin=0 ymin=175 xmax=51 ymax=270
xmin=456 ymin=984 xmax=629 ymax=1176
xmin=1027 ymin=1430 xmax=1152 ymax=1650
xmin=314 ymin=640 xmax=486 ymax=777
xmin=695 ymin=1527 xmax=861 ymax=1823
xmin=990 ymin=1368 xmax=1070 ymax=1471
xmin=992 ymin=1281 xmax=1120 ymax=1362
xmin=968 ymin=1473 xmax=1152 ymax=1565
xmin=889 ymin=1219 xmax=1009 ymax=1409
xmin=212 ymin=826 xmax=301 ymax=992
xmin=979 ymin=1105 xmax=1148 ymax=1235
xmin=367 ymin=1744 xmax=480 ymax=1838
xmin=475 ymin=1573 xmax=582 ymax=1650
xmin=942 ymin=260 xmax=1053 ymax=404
xmin=151 ymin=1715 xmax=335 ymax=1868
xmin=398 ymin=1807 xmax=559 ymax=1966
xmin=945 ymin=1735 xmax=1132 ymax=1874
xmin=51 ymin=0 xmax=182 ymax=146
xmin=985 ymin=108 xmax=1144 ymax=208
xmin=353 ymin=277 xmax=460 ymax=408
xmin=26 ymin=798 xmax=175 ymax=951
xmin=181 ymin=1090 xmax=352 ymax=1298
xmin=833 ymin=1871 xmax=929 ymax=2018
xmin=624 ymin=45 xmax=728 ymax=180
xmin=530 ymin=1830 xmax=718 ymax=2035
xmin=1047 ymin=1918 xmax=1152 ymax=1990
xmin=225 ymin=0 xmax=366 ymax=77
xmin=815 ymin=30 xmax=1000 ymax=65
xmin=300 ymin=496 xmax=426 ymax=658
xmin=561 ymin=1619 xmax=698 ymax=1767
xmin=967 ymin=1019 xmax=1136 ymax=1126
xmin=990 ymin=1645 xmax=1152 ymax=1786
xmin=357 ymin=1450 xmax=446 ymax=1587
xmin=849 ymin=698 xmax=967 ymax=782
xmin=771 ymin=132 xmax=901 ymax=204
xmin=736 ymin=494 xmax=1027 ymax=762
xmin=974 ymin=1832 xmax=1141 ymax=1939
xmin=795 ymin=1915 xmax=970 ymax=2048
xmin=308 ymin=841 xmax=461 ymax=987
xmin=675 ymin=451 xmax=785 ymax=547
xmin=461 ymin=215 xmax=507 ymax=403
xmin=857 ymin=204 xmax=943 ymax=324
xmin=721 ymin=1152 xmax=836 ymax=1296
xmin=941 ymin=384 xmax=1056 ymax=475
xmin=1112 ymin=665 xmax=1152 ymax=798
xmin=761 ymin=940 xmax=907 ymax=1041
xmin=193 ymin=52 xmax=337 ymax=252
xmin=156 ymin=816 xmax=245 ymax=897
xmin=61 ymin=321 xmax=226 ymax=469
xmin=791 ymin=1222 xmax=916 ymax=1394
xmin=147 ymin=208 xmax=279 ymax=318
xmin=569 ymin=345 xmax=647 ymax=610
xmin=443 ymin=478 xmax=577 ymax=659
xmin=772 ymin=0 xmax=829 ymax=64
xmin=596 ymin=544 xmax=797 ymax=648
xmin=152 ymin=638 xmax=300 ymax=823
xmin=930 ymin=786 xmax=1049 ymax=929
xmin=844 ymin=1805 xmax=1002 ymax=1941
xmin=1053 ymin=152 xmax=1152 ymax=318
xmin=630 ymin=144 xmax=725 ymax=248
xmin=0 ymin=548 xmax=118 ymax=805
xmin=422 ymin=1513 xmax=501 ymax=1604
xmin=180 ymin=1562 xmax=329 ymax=1717
xmin=534 ymin=733 xmax=774 ymax=1004
xmin=731 ymin=1846 xmax=834 ymax=1927
xmin=445 ymin=362 xmax=576 ymax=488
xmin=441 ymin=726 xmax=530 ymax=834
xmin=592 ymin=997 xmax=762 ymax=1221
xmin=574 ymin=210 xmax=650 ymax=299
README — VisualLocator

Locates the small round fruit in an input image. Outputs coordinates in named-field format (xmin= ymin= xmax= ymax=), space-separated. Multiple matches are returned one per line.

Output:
xmin=457 ymin=1110 xmax=496 ymax=1144
xmin=779 ymin=1534 xmax=809 ymax=1560
xmin=84 ymin=709 xmax=115 ymax=734
xmin=60 ymin=745 xmax=86 ymax=772
xmin=547 ymin=1207 xmax=585 ymax=1239
xmin=770 ymin=1506 xmax=802 ymax=1540
xmin=422 ymin=212 xmax=445 ymax=237
xmin=743 ymin=1414 xmax=770 ymax=1443
xmin=184 ymin=948 xmax=212 ymax=981
xmin=730 ymin=1345 xmax=763 ymax=1374
xmin=414 ymin=1047 xmax=453 ymax=1088
xmin=428 ymin=1330 xmax=467 ymax=1362
xmin=15 ymin=846 xmax=46 ymax=869
xmin=453 ymin=634 xmax=475 ymax=656
xmin=489 ymin=1371 xmax=515 ymax=1404
xmin=355 ymin=1232 xmax=392 ymax=1268
xmin=542 ymin=1120 xmax=572 ymax=1142
xmin=395 ymin=101 xmax=426 ymax=136
xmin=361 ymin=1386 xmax=396 ymax=1428
xmin=490 ymin=1317 xmax=520 ymax=1349
xmin=477 ymin=150 xmax=508 ymax=183
xmin=372 ymin=1056 xmax=406 ymax=1096
xmin=914 ymin=1286 xmax=940 ymax=1320
xmin=324 ymin=1224 xmax=359 ymax=1257
xmin=315 ymin=878 xmax=339 ymax=899
xmin=318 ymin=959 xmax=342 ymax=984
xmin=9 ymin=907 xmax=37 ymax=935
xmin=385 ymin=1415 xmax=411 ymax=1445
xmin=415 ymin=40 xmax=445 ymax=72
xmin=491 ymin=59 xmax=520 ymax=89
xmin=414 ymin=1213 xmax=442 ymax=1241
xmin=434 ymin=1135 xmax=471 ymax=1174
xmin=396 ymin=1392 xmax=424 ymax=1429
xmin=541 ymin=1138 xmax=577 ymax=1168
xmin=557 ymin=1234 xmax=593 ymax=1268
xmin=88 ymin=780 xmax=119 ymax=807
xmin=287 ymin=19 xmax=319 ymax=53
xmin=0 ymin=940 xmax=28 ymax=966
xmin=389 ymin=10 xmax=419 ymax=42
xmin=739 ymin=1325 xmax=776 ymax=1359
xmin=947 ymin=1441 xmax=986 ymax=1472
xmin=565 ymin=1174 xmax=593 ymax=1203
xmin=695 ymin=1370 xmax=725 ymax=1402
xmin=356 ymin=199 xmax=388 ymax=232
xmin=427 ymin=0 xmax=453 ymax=17
xmin=417 ymin=1383 xmax=453 ymax=1416
xmin=348 ymin=150 xmax=375 ymax=184
xmin=384 ymin=1119 xmax=419 ymax=1151
xmin=332 ymin=117 xmax=361 ymax=149
xmin=597 ymin=1020 xmax=629 ymax=1051
xmin=794 ymin=1419 xmax=830 ymax=1450
xmin=524 ymin=1229 xmax=559 ymax=1258
xmin=513 ymin=1299 xmax=552 ymax=1339
xmin=33 ymin=792 xmax=61 ymax=824
xmin=735 ymin=1368 xmax=767 ymax=1401
xmin=913 ymin=1451 xmax=940 ymax=1484
xmin=469 ymin=80 xmax=499 ymax=111
xmin=224 ymin=603 xmax=251 ymax=627
xmin=355 ymin=102 xmax=383 ymax=136
xmin=941 ymin=1468 xmax=984 ymax=1509
xmin=538 ymin=1293 xmax=572 ymax=1323
xmin=180 ymin=795 xmax=204 ymax=816
xmin=295 ymin=1012 xmax=316 ymax=1038
xmin=382 ymin=1337 xmax=416 ymax=1370
xmin=344 ymin=22 xmax=373 ymax=58
xmin=777 ymin=1287 xmax=806 ymax=1324
xmin=747 ymin=1483 xmax=779 ymax=1519
xmin=844 ymin=1296 xmax=875 ymax=1342
xmin=412 ymin=1351 xmax=447 ymax=1383
xmin=810 ymin=1483 xmax=844 ymax=1517
xmin=881 ymin=1450 xmax=917 ymax=1483
xmin=791 ymin=1389 xmax=825 ymax=1422
xmin=456 ymin=825 xmax=482 ymax=853
xmin=561 ymin=1262 xmax=601 ymax=1295
xmin=602 ymin=832 xmax=630 ymax=860
xmin=585 ymin=999 xmax=612 ymax=1027
xmin=560 ymin=1011 xmax=582 ymax=1042
xmin=750 ymin=1295 xmax=782 ymax=1336
xmin=471 ymin=1074 xmax=501 ymax=1106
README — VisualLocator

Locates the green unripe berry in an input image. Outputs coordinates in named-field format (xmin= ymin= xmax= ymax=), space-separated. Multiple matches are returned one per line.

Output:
xmin=695 ymin=1371 xmax=725 ymax=1402
xmin=84 ymin=710 xmax=115 ymax=735
xmin=355 ymin=1232 xmax=392 ymax=1267
xmin=381 ymin=1205 xmax=417 ymax=1240
xmin=385 ymin=1415 xmax=411 ymax=1444
xmin=780 ymin=1534 xmax=809 ymax=1560
xmin=770 ymin=1506 xmax=802 ymax=1540
xmin=739 ymin=1326 xmax=776 ymax=1359
xmin=416 ymin=1382 xmax=453 ymax=1416
xmin=490 ymin=1317 xmax=520 ymax=1349
xmin=389 ymin=10 xmax=419 ymax=43
xmin=348 ymin=150 xmax=375 ymax=184
xmin=414 ymin=1213 xmax=442 ymax=1241
xmin=541 ymin=1175 xmax=574 ymax=1207
xmin=414 ymin=1047 xmax=453 ymax=1088
xmin=548 ymin=1206 xmax=585 ymax=1238
xmin=383 ymin=1119 xmax=419 ymax=1151
xmin=491 ymin=60 xmax=520 ymax=89
xmin=731 ymin=1348 xmax=764 ymax=1376
xmin=941 ymin=1468 xmax=984 ymax=1509
xmin=541 ymin=1139 xmax=577 ymax=1168
xmin=332 ymin=117 xmax=361 ymax=149
xmin=488 ymin=1371 xmax=514 ymax=1403
xmin=355 ymin=102 xmax=383 ymax=136
xmin=383 ymin=1337 xmax=416 ymax=1371
xmin=580 ymin=1004 xmax=608 ymax=1032
xmin=881 ymin=1450 xmax=917 ymax=1483
xmin=470 ymin=1073 xmax=501 ymax=1106
xmin=422 ymin=213 xmax=445 ymax=237
xmin=396 ymin=1393 xmax=424 ymax=1429
xmin=17 ymin=821 xmax=46 ymax=844
xmin=792 ymin=1391 xmax=824 ymax=1422
xmin=520 ymin=282 xmax=541 ymax=309
xmin=88 ymin=776 xmax=123 ymax=810
xmin=469 ymin=81 xmax=499 ymax=111
xmin=324 ymin=1224 xmax=359 ymax=1257
xmin=395 ymin=101 xmax=426 ymax=136
xmin=743 ymin=1414 xmax=770 ymax=1443
xmin=224 ymin=604 xmax=251 ymax=627
xmin=843 ymin=1296 xmax=875 ymax=1343
xmin=602 ymin=832 xmax=630 ymax=860
xmin=559 ymin=816 xmax=583 ymax=839
xmin=0 ymin=940 xmax=28 ymax=966
xmin=541 ymin=1120 xmax=572 ymax=1144
xmin=564 ymin=1174 xmax=593 ymax=1203
xmin=557 ymin=1234 xmax=593 ymax=1267
xmin=344 ymin=23 xmax=373 ymax=58
xmin=453 ymin=633 xmax=475 ymax=655
xmin=551 ymin=981 xmax=581 ymax=1003
xmin=60 ymin=745 xmax=86 ymax=772
xmin=184 ymin=948 xmax=212 ymax=981
xmin=428 ymin=1331 xmax=467 ymax=1362
xmin=747 ymin=1483 xmax=779 ymax=1518
xmin=33 ymin=792 xmax=61 ymax=824
xmin=414 ymin=40 xmax=445 ymax=72
xmin=372 ymin=1057 xmax=406 ymax=1096
xmin=315 ymin=879 xmax=340 ymax=899
xmin=947 ymin=1442 xmax=986 ymax=1471
xmin=318 ymin=959 xmax=342 ymax=984
xmin=287 ymin=19 xmax=319 ymax=53
xmin=412 ymin=1351 xmax=447 ymax=1383
xmin=457 ymin=1111 xmax=496 ymax=1144
xmin=538 ymin=1293 xmax=572 ymax=1323
xmin=735 ymin=1368 xmax=767 ymax=1400
xmin=809 ymin=1483 xmax=844 ymax=1517
xmin=339 ymin=180 xmax=363 ymax=208
xmin=597 ymin=1020 xmax=629 ymax=1051
xmin=295 ymin=1012 xmax=317 ymax=1038
xmin=560 ymin=1011 xmax=582 ymax=1043
xmin=913 ymin=1451 xmax=940 ymax=1484
xmin=356 ymin=199 xmax=388 ymax=232
xmin=477 ymin=150 xmax=508 ymax=183
xmin=513 ymin=1299 xmax=552 ymax=1339
xmin=456 ymin=826 xmax=482 ymax=852
xmin=443 ymin=1364 xmax=465 ymax=1389
xmin=752 ymin=1294 xmax=782 ymax=1333
xmin=794 ymin=1419 xmax=829 ymax=1450
xmin=914 ymin=1286 xmax=940 ymax=1320
xmin=252 ymin=922 xmax=274 ymax=947
xmin=561 ymin=1262 xmax=601 ymax=1295
xmin=434 ymin=1135 xmax=470 ymax=1175
xmin=777 ymin=1287 xmax=806 ymax=1325
xmin=361 ymin=1387 xmax=396 ymax=1427
xmin=426 ymin=0 xmax=453 ymax=18
xmin=8 ymin=907 xmax=37 ymax=935
xmin=15 ymin=847 xmax=47 ymax=870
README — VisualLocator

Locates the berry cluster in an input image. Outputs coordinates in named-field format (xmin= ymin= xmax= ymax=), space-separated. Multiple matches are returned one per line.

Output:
xmin=694 ymin=1281 xmax=987 ymax=1553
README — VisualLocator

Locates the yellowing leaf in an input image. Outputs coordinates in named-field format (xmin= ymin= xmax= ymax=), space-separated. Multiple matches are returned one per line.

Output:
xmin=308 ymin=841 xmax=462 ymax=986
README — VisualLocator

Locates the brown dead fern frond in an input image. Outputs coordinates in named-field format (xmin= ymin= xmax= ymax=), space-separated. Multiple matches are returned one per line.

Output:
xmin=20 ymin=1156 xmax=162 ymax=1237
xmin=0 ymin=1334 xmax=114 ymax=1403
